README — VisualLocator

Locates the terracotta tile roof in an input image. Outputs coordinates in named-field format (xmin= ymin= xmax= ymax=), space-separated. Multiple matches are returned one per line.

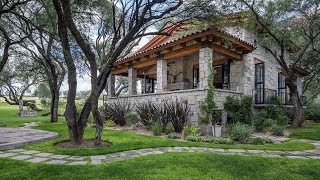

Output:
xmin=115 ymin=27 xmax=255 ymax=65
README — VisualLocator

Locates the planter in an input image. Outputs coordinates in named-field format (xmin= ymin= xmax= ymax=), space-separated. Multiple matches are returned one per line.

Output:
xmin=200 ymin=124 xmax=222 ymax=137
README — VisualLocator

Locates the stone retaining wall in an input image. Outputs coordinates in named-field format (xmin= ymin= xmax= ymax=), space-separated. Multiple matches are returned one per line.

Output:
xmin=108 ymin=89 xmax=242 ymax=125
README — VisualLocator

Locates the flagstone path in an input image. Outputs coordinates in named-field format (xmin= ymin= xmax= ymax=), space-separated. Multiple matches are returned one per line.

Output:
xmin=1 ymin=123 xmax=320 ymax=165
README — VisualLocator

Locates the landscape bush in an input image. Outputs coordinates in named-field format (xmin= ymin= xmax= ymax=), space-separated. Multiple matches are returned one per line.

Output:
xmin=229 ymin=123 xmax=253 ymax=142
xmin=105 ymin=120 xmax=116 ymax=127
xmin=201 ymin=137 xmax=234 ymax=144
xmin=305 ymin=102 xmax=320 ymax=122
xmin=151 ymin=122 xmax=163 ymax=136
xmin=271 ymin=125 xmax=284 ymax=136
xmin=136 ymin=101 xmax=162 ymax=128
xmin=165 ymin=123 xmax=175 ymax=134
xmin=275 ymin=115 xmax=290 ymax=127
xmin=252 ymin=137 xmax=273 ymax=145
xmin=182 ymin=125 xmax=200 ymax=138
xmin=102 ymin=100 xmax=132 ymax=126
xmin=253 ymin=112 xmax=274 ymax=131
xmin=165 ymin=100 xmax=190 ymax=132
xmin=186 ymin=134 xmax=202 ymax=142
xmin=224 ymin=96 xmax=253 ymax=124
xmin=167 ymin=133 xmax=181 ymax=139
xmin=125 ymin=112 xmax=140 ymax=125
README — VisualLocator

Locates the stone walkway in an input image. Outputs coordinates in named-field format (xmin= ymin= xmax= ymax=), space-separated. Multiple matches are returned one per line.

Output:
xmin=1 ymin=143 xmax=320 ymax=166
xmin=0 ymin=127 xmax=58 ymax=150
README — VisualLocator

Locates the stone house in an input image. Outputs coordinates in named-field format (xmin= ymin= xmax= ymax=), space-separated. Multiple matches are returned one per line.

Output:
xmin=106 ymin=26 xmax=309 ymax=125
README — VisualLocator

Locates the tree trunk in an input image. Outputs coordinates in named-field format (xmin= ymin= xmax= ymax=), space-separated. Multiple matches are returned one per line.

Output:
xmin=50 ymin=88 xmax=60 ymax=123
xmin=287 ymin=79 xmax=305 ymax=128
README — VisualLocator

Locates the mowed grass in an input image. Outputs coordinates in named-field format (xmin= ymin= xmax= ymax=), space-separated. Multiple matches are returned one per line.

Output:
xmin=1 ymin=153 xmax=320 ymax=179
xmin=289 ymin=123 xmax=320 ymax=141
xmin=0 ymin=102 xmax=316 ymax=155
xmin=0 ymin=103 xmax=49 ymax=127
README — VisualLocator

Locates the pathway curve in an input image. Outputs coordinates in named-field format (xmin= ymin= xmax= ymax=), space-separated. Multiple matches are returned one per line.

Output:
xmin=1 ymin=122 xmax=320 ymax=165
xmin=1 ymin=143 xmax=320 ymax=166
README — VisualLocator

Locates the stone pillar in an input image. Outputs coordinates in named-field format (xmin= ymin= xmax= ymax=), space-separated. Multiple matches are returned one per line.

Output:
xmin=199 ymin=41 xmax=213 ymax=89
xmin=141 ymin=78 xmax=145 ymax=94
xmin=128 ymin=65 xmax=137 ymax=95
xmin=156 ymin=55 xmax=167 ymax=93
xmin=107 ymin=74 xmax=115 ymax=97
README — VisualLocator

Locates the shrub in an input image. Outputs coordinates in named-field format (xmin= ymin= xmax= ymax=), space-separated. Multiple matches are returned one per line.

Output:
xmin=253 ymin=113 xmax=274 ymax=131
xmin=105 ymin=120 xmax=116 ymax=127
xmin=151 ymin=122 xmax=163 ymax=136
xmin=182 ymin=125 xmax=200 ymax=138
xmin=102 ymin=100 xmax=132 ymax=126
xmin=136 ymin=101 xmax=162 ymax=128
xmin=229 ymin=123 xmax=253 ymax=142
xmin=165 ymin=123 xmax=175 ymax=134
xmin=125 ymin=112 xmax=140 ymax=125
xmin=224 ymin=96 xmax=253 ymax=124
xmin=0 ymin=122 xmax=7 ymax=127
xmin=167 ymin=133 xmax=181 ymax=139
xmin=252 ymin=137 xmax=273 ymax=145
xmin=271 ymin=125 xmax=284 ymax=136
xmin=276 ymin=115 xmax=290 ymax=127
xmin=165 ymin=100 xmax=190 ymax=132
xmin=186 ymin=134 xmax=202 ymax=142
xmin=306 ymin=102 xmax=320 ymax=122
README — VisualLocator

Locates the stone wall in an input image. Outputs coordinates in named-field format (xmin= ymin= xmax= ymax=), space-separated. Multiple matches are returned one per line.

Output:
xmin=108 ymin=89 xmax=242 ymax=125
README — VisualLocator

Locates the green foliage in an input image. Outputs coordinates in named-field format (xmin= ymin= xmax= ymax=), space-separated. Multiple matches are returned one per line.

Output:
xmin=124 ymin=112 xmax=140 ymax=125
xmin=34 ymin=83 xmax=51 ymax=100
xmin=40 ymin=99 xmax=50 ymax=114
xmin=276 ymin=115 xmax=290 ymax=127
xmin=306 ymin=102 xmax=320 ymax=122
xmin=0 ymin=122 xmax=7 ymax=127
xmin=167 ymin=133 xmax=181 ymax=139
xmin=224 ymin=96 xmax=253 ymax=124
xmin=102 ymin=100 xmax=132 ymax=126
xmin=253 ymin=112 xmax=274 ymax=131
xmin=151 ymin=122 xmax=163 ymax=136
xmin=182 ymin=125 xmax=200 ymax=138
xmin=252 ymin=137 xmax=274 ymax=145
xmin=229 ymin=123 xmax=253 ymax=142
xmin=186 ymin=134 xmax=202 ymax=142
xmin=271 ymin=125 xmax=284 ymax=136
xmin=105 ymin=120 xmax=116 ymax=127
xmin=200 ymin=64 xmax=219 ymax=125
xmin=165 ymin=123 xmax=175 ymax=134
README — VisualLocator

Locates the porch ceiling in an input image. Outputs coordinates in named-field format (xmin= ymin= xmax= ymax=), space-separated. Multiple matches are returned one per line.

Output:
xmin=111 ymin=28 xmax=256 ymax=75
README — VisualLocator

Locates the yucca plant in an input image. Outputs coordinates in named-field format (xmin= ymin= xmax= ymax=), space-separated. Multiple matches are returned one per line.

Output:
xmin=102 ymin=100 xmax=132 ymax=126
xmin=164 ymin=99 xmax=190 ymax=132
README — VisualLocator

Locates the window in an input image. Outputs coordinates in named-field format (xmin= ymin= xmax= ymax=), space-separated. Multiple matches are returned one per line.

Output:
xmin=255 ymin=63 xmax=265 ymax=104
xmin=193 ymin=61 xmax=230 ymax=89
xmin=278 ymin=73 xmax=287 ymax=104
xmin=145 ymin=78 xmax=156 ymax=93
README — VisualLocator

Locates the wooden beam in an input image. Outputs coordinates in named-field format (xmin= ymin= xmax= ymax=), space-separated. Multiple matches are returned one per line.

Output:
xmin=164 ymin=43 xmax=201 ymax=60
xmin=133 ymin=58 xmax=157 ymax=69
xmin=212 ymin=44 xmax=242 ymax=60
xmin=111 ymin=66 xmax=128 ymax=75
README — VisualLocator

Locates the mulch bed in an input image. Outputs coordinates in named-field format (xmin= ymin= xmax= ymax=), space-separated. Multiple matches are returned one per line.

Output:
xmin=55 ymin=140 xmax=112 ymax=148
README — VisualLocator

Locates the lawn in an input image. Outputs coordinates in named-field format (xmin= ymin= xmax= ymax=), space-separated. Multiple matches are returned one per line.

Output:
xmin=0 ymin=102 xmax=315 ymax=155
xmin=1 ymin=153 xmax=320 ymax=179
xmin=289 ymin=123 xmax=320 ymax=141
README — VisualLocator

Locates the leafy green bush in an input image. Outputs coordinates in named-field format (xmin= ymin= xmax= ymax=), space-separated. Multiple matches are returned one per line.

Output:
xmin=276 ymin=115 xmax=290 ymax=127
xmin=224 ymin=96 xmax=253 ymax=124
xmin=229 ymin=123 xmax=253 ymax=142
xmin=182 ymin=125 xmax=200 ymax=138
xmin=167 ymin=133 xmax=181 ymax=139
xmin=252 ymin=137 xmax=273 ymax=145
xmin=306 ymin=102 xmax=320 ymax=122
xmin=102 ymin=100 xmax=132 ymax=126
xmin=253 ymin=113 xmax=274 ymax=131
xmin=165 ymin=123 xmax=175 ymax=134
xmin=186 ymin=134 xmax=202 ymax=142
xmin=271 ymin=125 xmax=284 ymax=136
xmin=151 ymin=122 xmax=163 ymax=136
xmin=105 ymin=120 xmax=116 ymax=127
xmin=125 ymin=112 xmax=140 ymax=125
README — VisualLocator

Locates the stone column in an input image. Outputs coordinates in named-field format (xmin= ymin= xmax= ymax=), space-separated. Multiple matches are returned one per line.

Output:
xmin=107 ymin=74 xmax=115 ymax=97
xmin=128 ymin=64 xmax=137 ymax=95
xmin=141 ymin=78 xmax=146 ymax=94
xmin=156 ymin=55 xmax=167 ymax=93
xmin=199 ymin=41 xmax=213 ymax=89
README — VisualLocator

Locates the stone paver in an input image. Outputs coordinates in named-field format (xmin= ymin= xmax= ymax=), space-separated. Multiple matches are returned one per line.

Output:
xmin=21 ymin=150 xmax=40 ymax=155
xmin=67 ymin=156 xmax=86 ymax=161
xmin=0 ymin=153 xmax=17 ymax=157
xmin=35 ymin=153 xmax=54 ymax=157
xmin=27 ymin=157 xmax=48 ymax=163
xmin=90 ymin=155 xmax=107 ymax=160
xmin=51 ymin=155 xmax=70 ymax=159
xmin=0 ymin=127 xmax=58 ymax=150
xmin=46 ymin=160 xmax=67 ymax=165
xmin=11 ymin=155 xmax=32 ymax=160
